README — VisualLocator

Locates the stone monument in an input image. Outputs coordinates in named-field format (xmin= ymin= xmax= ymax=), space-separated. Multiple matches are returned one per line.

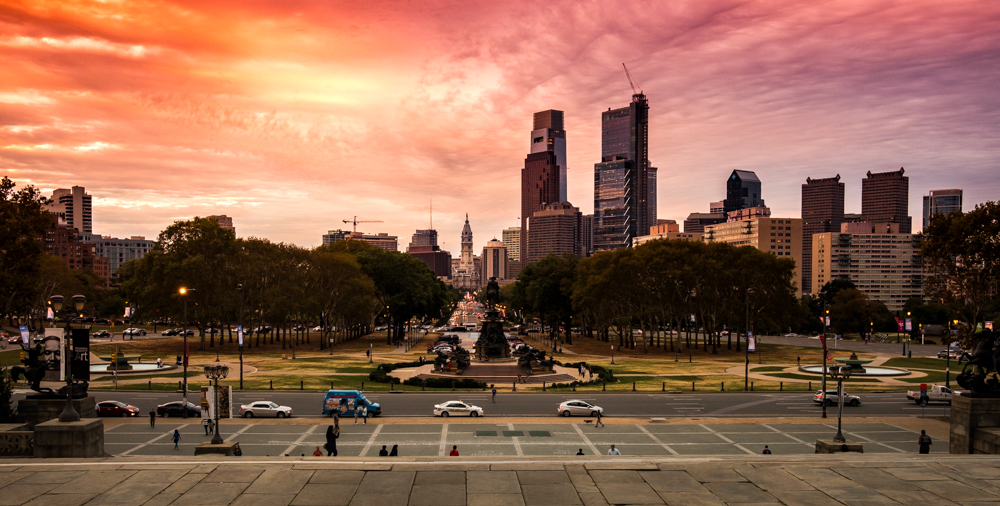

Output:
xmin=474 ymin=277 xmax=511 ymax=361
xmin=950 ymin=329 xmax=1000 ymax=453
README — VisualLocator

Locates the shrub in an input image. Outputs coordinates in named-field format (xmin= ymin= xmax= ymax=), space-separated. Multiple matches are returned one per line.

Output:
xmin=367 ymin=370 xmax=400 ymax=384
xmin=402 ymin=377 xmax=486 ymax=389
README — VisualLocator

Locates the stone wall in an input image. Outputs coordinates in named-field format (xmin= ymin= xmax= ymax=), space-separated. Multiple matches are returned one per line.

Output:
xmin=17 ymin=396 xmax=96 ymax=429
xmin=950 ymin=396 xmax=1000 ymax=454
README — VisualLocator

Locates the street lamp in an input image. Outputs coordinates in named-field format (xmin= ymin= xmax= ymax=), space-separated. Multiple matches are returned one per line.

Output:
xmin=237 ymin=284 xmax=244 ymax=391
xmin=203 ymin=364 xmax=229 ymax=444
xmin=744 ymin=288 xmax=753 ymax=391
xmin=610 ymin=345 xmax=615 ymax=365
xmin=52 ymin=294 xmax=85 ymax=422
xmin=180 ymin=287 xmax=193 ymax=418
xmin=820 ymin=292 xmax=829 ymax=419
xmin=828 ymin=365 xmax=853 ymax=443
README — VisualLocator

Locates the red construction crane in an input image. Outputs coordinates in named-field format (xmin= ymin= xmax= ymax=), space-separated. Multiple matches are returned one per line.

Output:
xmin=622 ymin=63 xmax=642 ymax=96
xmin=343 ymin=216 xmax=383 ymax=234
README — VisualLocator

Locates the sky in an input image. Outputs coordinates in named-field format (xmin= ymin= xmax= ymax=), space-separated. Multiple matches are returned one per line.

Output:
xmin=2 ymin=0 xmax=999 ymax=253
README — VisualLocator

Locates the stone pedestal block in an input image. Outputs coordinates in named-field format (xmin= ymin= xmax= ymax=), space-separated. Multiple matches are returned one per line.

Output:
xmin=17 ymin=396 xmax=96 ymax=429
xmin=814 ymin=439 xmax=864 ymax=453
xmin=0 ymin=424 xmax=34 ymax=456
xmin=33 ymin=418 xmax=104 ymax=458
xmin=950 ymin=396 xmax=1000 ymax=454
xmin=194 ymin=440 xmax=239 ymax=456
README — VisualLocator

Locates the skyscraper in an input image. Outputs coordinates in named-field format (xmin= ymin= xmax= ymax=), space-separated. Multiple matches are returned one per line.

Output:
xmin=452 ymin=214 xmax=479 ymax=289
xmin=723 ymin=170 xmax=765 ymax=214
xmin=407 ymin=229 xmax=451 ymax=278
xmin=521 ymin=150 xmax=560 ymax=263
xmin=502 ymin=227 xmax=520 ymax=261
xmin=527 ymin=201 xmax=584 ymax=262
xmin=648 ymin=166 xmax=657 ymax=226
xmin=530 ymin=110 xmax=567 ymax=202
xmin=861 ymin=167 xmax=911 ymax=233
xmin=923 ymin=189 xmax=963 ymax=229
xmin=409 ymin=229 xmax=438 ymax=248
xmin=208 ymin=215 xmax=235 ymax=235
xmin=47 ymin=186 xmax=92 ymax=233
xmin=593 ymin=92 xmax=652 ymax=252
xmin=801 ymin=174 xmax=845 ymax=294
xmin=481 ymin=239 xmax=508 ymax=283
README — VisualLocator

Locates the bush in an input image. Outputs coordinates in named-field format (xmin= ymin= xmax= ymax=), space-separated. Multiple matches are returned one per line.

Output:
xmin=402 ymin=377 xmax=486 ymax=389
xmin=367 ymin=370 xmax=400 ymax=384
xmin=375 ymin=361 xmax=424 ymax=373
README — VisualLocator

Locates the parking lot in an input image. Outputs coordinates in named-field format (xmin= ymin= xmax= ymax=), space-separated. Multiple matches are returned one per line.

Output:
xmin=106 ymin=421 xmax=941 ymax=457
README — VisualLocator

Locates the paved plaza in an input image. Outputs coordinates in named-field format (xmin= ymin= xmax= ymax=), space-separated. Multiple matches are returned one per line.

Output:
xmin=106 ymin=420 xmax=948 ymax=457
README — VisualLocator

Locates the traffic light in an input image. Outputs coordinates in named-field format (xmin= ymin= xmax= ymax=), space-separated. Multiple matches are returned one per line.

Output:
xmin=19 ymin=352 xmax=24 ymax=362
xmin=111 ymin=353 xmax=117 ymax=361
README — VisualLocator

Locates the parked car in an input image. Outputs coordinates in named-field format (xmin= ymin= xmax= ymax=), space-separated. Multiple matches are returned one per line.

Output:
xmin=557 ymin=400 xmax=604 ymax=417
xmin=907 ymin=384 xmax=956 ymax=404
xmin=433 ymin=400 xmax=483 ymax=417
xmin=161 ymin=329 xmax=179 ymax=336
xmin=253 ymin=326 xmax=272 ymax=334
xmin=292 ymin=325 xmax=306 ymax=332
xmin=97 ymin=400 xmax=140 ymax=417
xmin=9 ymin=336 xmax=22 ymax=344
xmin=239 ymin=401 xmax=293 ymax=418
xmin=813 ymin=390 xmax=861 ymax=406
xmin=123 ymin=328 xmax=147 ymax=336
xmin=156 ymin=401 xmax=201 ymax=417
xmin=92 ymin=330 xmax=111 ymax=338
xmin=938 ymin=350 xmax=961 ymax=359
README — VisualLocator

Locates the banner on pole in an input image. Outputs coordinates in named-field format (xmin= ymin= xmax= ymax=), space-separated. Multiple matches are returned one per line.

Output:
xmin=748 ymin=335 xmax=756 ymax=353
xmin=690 ymin=314 xmax=696 ymax=323
xmin=819 ymin=334 xmax=826 ymax=348
xmin=237 ymin=325 xmax=244 ymax=346
xmin=894 ymin=318 xmax=904 ymax=332
xmin=905 ymin=318 xmax=912 ymax=332
xmin=825 ymin=316 xmax=830 ymax=326
xmin=19 ymin=326 xmax=29 ymax=345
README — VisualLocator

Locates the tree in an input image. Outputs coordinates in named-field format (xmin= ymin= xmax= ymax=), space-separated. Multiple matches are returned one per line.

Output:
xmin=921 ymin=201 xmax=1000 ymax=343
xmin=0 ymin=177 xmax=53 ymax=324
xmin=357 ymin=247 xmax=448 ymax=344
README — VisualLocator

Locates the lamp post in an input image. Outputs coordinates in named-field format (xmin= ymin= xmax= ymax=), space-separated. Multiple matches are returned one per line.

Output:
xmin=237 ymin=284 xmax=244 ymax=391
xmin=829 ymin=365 xmax=852 ymax=443
xmin=203 ymin=364 xmax=229 ymax=444
xmin=180 ymin=287 xmax=191 ymax=418
xmin=820 ymin=292 xmax=829 ymax=419
xmin=745 ymin=288 xmax=753 ymax=391
xmin=610 ymin=345 xmax=615 ymax=365
xmin=53 ymin=295 xmax=85 ymax=422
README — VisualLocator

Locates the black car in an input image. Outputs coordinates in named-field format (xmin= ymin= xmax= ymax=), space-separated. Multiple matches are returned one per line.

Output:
xmin=156 ymin=401 xmax=201 ymax=417
xmin=92 ymin=330 xmax=111 ymax=338
xmin=161 ymin=329 xmax=179 ymax=336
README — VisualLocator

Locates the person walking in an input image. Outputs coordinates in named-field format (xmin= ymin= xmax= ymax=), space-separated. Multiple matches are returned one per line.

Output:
xmin=595 ymin=410 xmax=604 ymax=428
xmin=172 ymin=429 xmax=180 ymax=450
xmin=325 ymin=425 xmax=339 ymax=456
xmin=762 ymin=445 xmax=772 ymax=454
xmin=389 ymin=445 xmax=398 ymax=456
xmin=492 ymin=386 xmax=497 ymax=403
xmin=608 ymin=444 xmax=621 ymax=455
xmin=361 ymin=404 xmax=368 ymax=424
xmin=149 ymin=409 xmax=156 ymax=428
xmin=202 ymin=417 xmax=212 ymax=435
xmin=354 ymin=403 xmax=359 ymax=424
xmin=918 ymin=430 xmax=932 ymax=454
xmin=379 ymin=445 xmax=389 ymax=456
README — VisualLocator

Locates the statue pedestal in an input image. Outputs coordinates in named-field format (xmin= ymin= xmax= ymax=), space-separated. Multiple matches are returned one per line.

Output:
xmin=950 ymin=396 xmax=1000 ymax=454
xmin=194 ymin=440 xmax=239 ymax=456
xmin=18 ymin=396 xmax=96 ymax=429
xmin=33 ymin=418 xmax=105 ymax=458
xmin=814 ymin=439 xmax=864 ymax=453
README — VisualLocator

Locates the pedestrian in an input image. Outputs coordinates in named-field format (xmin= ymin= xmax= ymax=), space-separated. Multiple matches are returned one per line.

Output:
xmin=156 ymin=357 xmax=162 ymax=368
xmin=172 ymin=429 xmax=180 ymax=450
xmin=918 ymin=430 xmax=932 ymax=454
xmin=233 ymin=443 xmax=242 ymax=456
xmin=608 ymin=444 xmax=621 ymax=455
xmin=313 ymin=446 xmax=322 ymax=457
xmin=332 ymin=410 xmax=339 ymax=427
xmin=361 ymin=404 xmax=368 ymax=424
xmin=576 ymin=448 xmax=585 ymax=455
xmin=389 ymin=445 xmax=398 ymax=456
xmin=354 ymin=403 xmax=359 ymax=424
xmin=492 ymin=386 xmax=497 ymax=403
xmin=149 ymin=409 xmax=156 ymax=428
xmin=517 ymin=373 xmax=522 ymax=384
xmin=589 ymin=369 xmax=594 ymax=381
xmin=762 ymin=445 xmax=771 ymax=454
xmin=379 ymin=445 xmax=389 ymax=456
xmin=325 ymin=425 xmax=339 ymax=456
xmin=449 ymin=445 xmax=459 ymax=456
xmin=595 ymin=410 xmax=604 ymax=428
xmin=202 ymin=417 xmax=212 ymax=435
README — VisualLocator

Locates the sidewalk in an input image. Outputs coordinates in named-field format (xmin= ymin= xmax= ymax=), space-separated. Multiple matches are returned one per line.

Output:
xmin=2 ymin=454 xmax=999 ymax=505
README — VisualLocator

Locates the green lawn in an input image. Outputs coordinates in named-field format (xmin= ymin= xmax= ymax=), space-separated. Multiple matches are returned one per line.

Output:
xmin=0 ymin=350 xmax=21 ymax=367
xmin=883 ymin=357 xmax=950 ymax=371
xmin=897 ymin=371 xmax=954 ymax=384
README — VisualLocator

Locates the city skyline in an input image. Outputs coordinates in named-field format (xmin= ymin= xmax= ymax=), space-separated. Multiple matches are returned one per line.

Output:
xmin=2 ymin=1 xmax=998 ymax=251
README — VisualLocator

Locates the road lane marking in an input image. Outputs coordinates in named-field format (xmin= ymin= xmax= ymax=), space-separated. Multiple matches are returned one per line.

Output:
xmin=637 ymin=425 xmax=678 ymax=455
xmin=120 ymin=423 xmax=189 ymax=456
xmin=282 ymin=424 xmax=317 ymax=456
xmin=508 ymin=423 xmax=523 ymax=456
xmin=700 ymin=424 xmax=755 ymax=455
xmin=438 ymin=423 xmax=449 ymax=456
xmin=571 ymin=423 xmax=601 ymax=456
xmin=360 ymin=424 xmax=384 ymax=457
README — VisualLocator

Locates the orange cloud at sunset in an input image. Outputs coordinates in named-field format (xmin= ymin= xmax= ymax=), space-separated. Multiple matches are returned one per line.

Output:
xmin=2 ymin=0 xmax=998 ymax=250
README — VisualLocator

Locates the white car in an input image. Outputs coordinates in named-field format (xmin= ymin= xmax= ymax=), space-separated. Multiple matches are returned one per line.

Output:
xmin=558 ymin=400 xmax=604 ymax=417
xmin=239 ymin=401 xmax=293 ymax=418
xmin=123 ymin=328 xmax=147 ymax=336
xmin=433 ymin=400 xmax=483 ymax=417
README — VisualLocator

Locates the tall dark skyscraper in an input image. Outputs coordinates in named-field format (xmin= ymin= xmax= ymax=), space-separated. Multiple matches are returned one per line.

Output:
xmin=923 ymin=188 xmax=962 ymax=229
xmin=531 ymin=110 xmax=567 ymax=202
xmin=861 ymin=167 xmax=910 ymax=233
xmin=593 ymin=93 xmax=652 ymax=252
xmin=723 ymin=170 xmax=765 ymax=214
xmin=521 ymin=110 xmax=566 ymax=264
xmin=801 ymin=174 xmax=845 ymax=294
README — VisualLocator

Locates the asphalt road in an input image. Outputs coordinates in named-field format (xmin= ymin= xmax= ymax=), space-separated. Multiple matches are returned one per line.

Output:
xmin=16 ymin=390 xmax=950 ymax=419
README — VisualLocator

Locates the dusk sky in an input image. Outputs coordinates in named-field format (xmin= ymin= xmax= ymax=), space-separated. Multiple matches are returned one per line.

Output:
xmin=3 ymin=0 xmax=998 ymax=252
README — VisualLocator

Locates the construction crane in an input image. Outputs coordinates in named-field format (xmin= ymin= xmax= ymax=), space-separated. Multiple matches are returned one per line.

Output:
xmin=343 ymin=216 xmax=383 ymax=234
xmin=622 ymin=63 xmax=642 ymax=96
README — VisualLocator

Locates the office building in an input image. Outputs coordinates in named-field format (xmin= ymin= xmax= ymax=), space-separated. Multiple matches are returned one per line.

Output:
xmin=723 ymin=170 xmax=765 ymax=214
xmin=322 ymin=229 xmax=397 ymax=251
xmin=502 ymin=227 xmax=520 ymax=261
xmin=710 ymin=201 xmax=724 ymax=214
xmin=861 ymin=167 xmax=911 ymax=234
xmin=812 ymin=222 xmax=924 ymax=311
xmin=407 ymin=229 xmax=451 ymax=278
xmin=80 ymin=233 xmax=155 ymax=277
xmin=581 ymin=214 xmax=594 ymax=257
xmin=527 ymin=201 xmax=584 ymax=262
xmin=481 ymin=239 xmax=509 ymax=284
xmin=521 ymin=150 xmax=561 ymax=263
xmin=45 ymin=225 xmax=109 ymax=284
xmin=801 ymin=174 xmax=845 ymax=295
xmin=633 ymin=221 xmax=704 ymax=246
xmin=452 ymin=215 xmax=480 ymax=290
xmin=208 ymin=215 xmax=235 ymax=235
xmin=47 ymin=186 xmax=92 ymax=233
xmin=593 ymin=91 xmax=653 ymax=252
xmin=923 ymin=189 xmax=963 ymax=229
xmin=705 ymin=214 xmax=803 ymax=296
xmin=648 ymin=166 xmax=657 ymax=226
xmin=409 ymin=229 xmax=438 ymax=248
xmin=683 ymin=212 xmax=726 ymax=233
xmin=530 ymin=110 xmax=568 ymax=202
xmin=727 ymin=206 xmax=770 ymax=222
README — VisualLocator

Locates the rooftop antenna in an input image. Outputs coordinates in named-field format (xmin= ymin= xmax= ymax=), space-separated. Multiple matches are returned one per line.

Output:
xmin=430 ymin=199 xmax=433 ymax=230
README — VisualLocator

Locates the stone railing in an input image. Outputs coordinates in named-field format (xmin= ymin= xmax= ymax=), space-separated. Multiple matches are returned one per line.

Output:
xmin=0 ymin=424 xmax=34 ymax=456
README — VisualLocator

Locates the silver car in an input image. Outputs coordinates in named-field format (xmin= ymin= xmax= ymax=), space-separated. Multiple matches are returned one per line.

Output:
xmin=557 ymin=400 xmax=604 ymax=417
xmin=239 ymin=401 xmax=293 ymax=418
